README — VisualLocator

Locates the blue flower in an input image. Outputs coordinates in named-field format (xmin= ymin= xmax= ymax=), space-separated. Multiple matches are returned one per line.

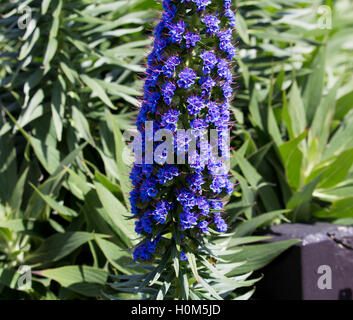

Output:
xmin=157 ymin=165 xmax=180 ymax=184
xmin=218 ymin=29 xmax=235 ymax=59
xmin=180 ymin=251 xmax=188 ymax=261
xmin=214 ymin=212 xmax=228 ymax=232
xmin=135 ymin=211 xmax=153 ymax=234
xmin=200 ymin=50 xmax=218 ymax=74
xmin=190 ymin=118 xmax=208 ymax=137
xmin=206 ymin=101 xmax=220 ymax=123
xmin=184 ymin=32 xmax=201 ymax=48
xmin=186 ymin=95 xmax=204 ymax=115
xmin=177 ymin=188 xmax=197 ymax=208
xmin=224 ymin=0 xmax=232 ymax=9
xmin=217 ymin=59 xmax=232 ymax=82
xmin=224 ymin=9 xmax=236 ymax=27
xmin=210 ymin=200 xmax=224 ymax=210
xmin=153 ymin=200 xmax=174 ymax=224
xmin=198 ymin=220 xmax=209 ymax=233
xmin=168 ymin=20 xmax=187 ymax=44
xmin=192 ymin=0 xmax=212 ymax=11
xmin=143 ymin=91 xmax=160 ymax=113
xmin=133 ymin=237 xmax=160 ymax=261
xmin=196 ymin=196 xmax=210 ymax=215
xmin=161 ymin=81 xmax=176 ymax=105
xmin=222 ymin=83 xmax=233 ymax=99
xmin=131 ymin=0 xmax=235 ymax=262
xmin=199 ymin=76 xmax=216 ymax=96
xmin=187 ymin=173 xmax=205 ymax=192
xmin=180 ymin=209 xmax=198 ymax=230
xmin=162 ymin=55 xmax=181 ymax=78
xmin=202 ymin=15 xmax=221 ymax=35
xmin=177 ymin=67 xmax=197 ymax=89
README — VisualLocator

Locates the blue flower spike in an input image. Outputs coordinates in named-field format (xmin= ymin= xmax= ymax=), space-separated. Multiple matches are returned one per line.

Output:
xmin=130 ymin=0 xmax=237 ymax=262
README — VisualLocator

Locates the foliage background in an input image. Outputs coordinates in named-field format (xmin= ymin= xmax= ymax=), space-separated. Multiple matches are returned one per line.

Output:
xmin=0 ymin=0 xmax=352 ymax=299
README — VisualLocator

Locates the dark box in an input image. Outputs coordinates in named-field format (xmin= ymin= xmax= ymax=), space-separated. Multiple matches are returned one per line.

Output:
xmin=254 ymin=223 xmax=353 ymax=300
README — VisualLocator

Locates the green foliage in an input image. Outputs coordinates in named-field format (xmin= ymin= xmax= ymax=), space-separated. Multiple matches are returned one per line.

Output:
xmin=231 ymin=0 xmax=353 ymax=224
xmin=0 ymin=0 xmax=158 ymax=299
xmin=1 ymin=0 xmax=351 ymax=300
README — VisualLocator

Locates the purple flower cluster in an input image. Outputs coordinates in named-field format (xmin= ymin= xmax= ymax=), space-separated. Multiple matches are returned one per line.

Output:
xmin=162 ymin=81 xmax=176 ymax=105
xmin=162 ymin=55 xmax=181 ymax=78
xmin=177 ymin=68 xmax=197 ymax=89
xmin=168 ymin=20 xmax=187 ymax=43
xmin=184 ymin=32 xmax=201 ymax=48
xmin=153 ymin=200 xmax=174 ymax=224
xmin=200 ymin=50 xmax=218 ymax=74
xmin=218 ymin=29 xmax=236 ymax=59
xmin=186 ymin=95 xmax=204 ymax=115
xmin=130 ymin=0 xmax=237 ymax=262
xmin=161 ymin=109 xmax=180 ymax=132
xmin=202 ymin=15 xmax=221 ymax=35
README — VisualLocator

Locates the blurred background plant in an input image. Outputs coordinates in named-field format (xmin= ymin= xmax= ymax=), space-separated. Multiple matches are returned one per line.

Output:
xmin=0 ymin=0 xmax=352 ymax=300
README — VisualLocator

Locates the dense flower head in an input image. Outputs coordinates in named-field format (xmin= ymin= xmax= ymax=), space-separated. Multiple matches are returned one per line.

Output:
xmin=202 ymin=14 xmax=221 ymax=35
xmin=161 ymin=81 xmax=176 ymax=105
xmin=200 ymin=76 xmax=216 ymax=97
xmin=193 ymin=0 xmax=212 ymax=11
xmin=225 ymin=9 xmax=236 ymax=27
xmin=153 ymin=200 xmax=174 ymax=224
xmin=168 ymin=20 xmax=187 ymax=43
xmin=162 ymin=55 xmax=181 ymax=78
xmin=200 ymin=50 xmax=218 ymax=74
xmin=131 ymin=0 xmax=237 ymax=262
xmin=159 ymin=109 xmax=178 ymax=133
xmin=186 ymin=95 xmax=205 ymax=115
xmin=157 ymin=165 xmax=180 ymax=184
xmin=177 ymin=67 xmax=197 ymax=89
xmin=184 ymin=32 xmax=201 ymax=48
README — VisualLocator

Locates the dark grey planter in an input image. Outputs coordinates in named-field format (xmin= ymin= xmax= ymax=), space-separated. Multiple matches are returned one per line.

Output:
xmin=254 ymin=222 xmax=353 ymax=300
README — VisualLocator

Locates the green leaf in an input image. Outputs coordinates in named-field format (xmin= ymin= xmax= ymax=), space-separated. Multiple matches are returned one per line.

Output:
xmin=288 ymin=81 xmax=307 ymax=138
xmin=81 ymin=75 xmax=115 ymax=109
xmin=0 ymin=219 xmax=45 ymax=234
xmin=235 ymin=210 xmax=289 ymax=237
xmin=35 ymin=266 xmax=108 ymax=297
xmin=0 ymin=268 xmax=19 ymax=289
xmin=43 ymin=38 xmax=58 ymax=72
xmin=30 ymin=183 xmax=78 ymax=217
xmin=314 ymin=185 xmax=353 ymax=202
xmin=249 ymin=88 xmax=263 ymax=130
xmin=95 ymin=237 xmax=140 ymax=275
xmin=286 ymin=175 xmax=322 ymax=209
xmin=9 ymin=167 xmax=29 ymax=214
xmin=0 ymin=133 xmax=17 ymax=206
xmin=18 ymin=89 xmax=44 ymax=128
xmin=94 ymin=181 xmax=136 ymax=247
xmin=186 ymin=252 xmax=200 ymax=283
xmin=72 ymin=106 xmax=93 ymax=144
xmin=335 ymin=90 xmax=353 ymax=120
xmin=309 ymin=81 xmax=339 ymax=154
xmin=224 ymin=239 xmax=300 ymax=276
xmin=317 ymin=148 xmax=353 ymax=189
xmin=323 ymin=113 xmax=353 ymax=160
xmin=26 ymin=232 xmax=96 ymax=265
xmin=41 ymin=0 xmax=52 ymax=14
xmin=50 ymin=79 xmax=66 ymax=141
xmin=303 ymin=46 xmax=326 ymax=124
xmin=19 ymin=28 xmax=40 ymax=60
xmin=278 ymin=130 xmax=307 ymax=189
xmin=235 ymin=154 xmax=262 ymax=188
xmin=315 ymin=197 xmax=353 ymax=219
xmin=105 ymin=110 xmax=133 ymax=208
xmin=267 ymin=105 xmax=283 ymax=146
xmin=235 ymin=12 xmax=249 ymax=45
